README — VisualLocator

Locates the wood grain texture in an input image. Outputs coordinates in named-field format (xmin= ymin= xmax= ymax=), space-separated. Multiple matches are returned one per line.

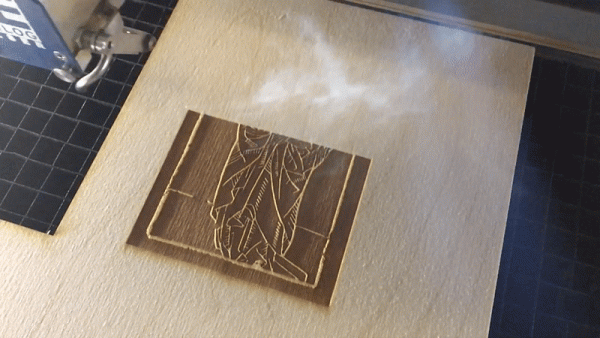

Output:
xmin=129 ymin=112 xmax=370 ymax=305
xmin=0 ymin=0 xmax=534 ymax=337
xmin=335 ymin=0 xmax=600 ymax=59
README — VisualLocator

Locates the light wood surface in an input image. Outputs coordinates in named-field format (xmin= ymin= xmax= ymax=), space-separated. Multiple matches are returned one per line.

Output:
xmin=339 ymin=0 xmax=600 ymax=59
xmin=0 ymin=0 xmax=534 ymax=337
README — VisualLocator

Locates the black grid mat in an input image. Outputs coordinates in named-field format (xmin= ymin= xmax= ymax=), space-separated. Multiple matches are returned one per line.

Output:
xmin=489 ymin=57 xmax=600 ymax=337
xmin=0 ymin=0 xmax=178 ymax=234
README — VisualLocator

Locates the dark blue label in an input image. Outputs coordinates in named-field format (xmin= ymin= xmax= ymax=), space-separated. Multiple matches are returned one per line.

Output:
xmin=0 ymin=5 xmax=30 ymax=29
xmin=0 ymin=0 xmax=45 ymax=49
xmin=0 ymin=0 xmax=81 ymax=72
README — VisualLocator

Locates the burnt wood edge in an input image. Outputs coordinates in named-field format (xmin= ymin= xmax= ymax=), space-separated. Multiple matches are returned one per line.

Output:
xmin=317 ymin=155 xmax=371 ymax=305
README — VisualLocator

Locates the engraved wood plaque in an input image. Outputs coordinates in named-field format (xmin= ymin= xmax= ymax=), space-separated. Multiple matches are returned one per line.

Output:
xmin=128 ymin=111 xmax=370 ymax=305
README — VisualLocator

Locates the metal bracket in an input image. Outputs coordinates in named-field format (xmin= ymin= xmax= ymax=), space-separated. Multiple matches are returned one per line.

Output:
xmin=51 ymin=0 xmax=156 ymax=92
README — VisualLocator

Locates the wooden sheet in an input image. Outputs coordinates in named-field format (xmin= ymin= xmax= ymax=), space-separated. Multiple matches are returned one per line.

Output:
xmin=0 ymin=0 xmax=534 ymax=337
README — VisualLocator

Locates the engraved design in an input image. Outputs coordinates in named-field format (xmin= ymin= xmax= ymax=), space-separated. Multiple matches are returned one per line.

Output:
xmin=134 ymin=113 xmax=370 ymax=304
xmin=210 ymin=125 xmax=330 ymax=282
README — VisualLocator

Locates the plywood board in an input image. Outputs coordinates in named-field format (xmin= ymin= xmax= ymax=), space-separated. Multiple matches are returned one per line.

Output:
xmin=128 ymin=112 xmax=370 ymax=305
xmin=0 ymin=0 xmax=534 ymax=337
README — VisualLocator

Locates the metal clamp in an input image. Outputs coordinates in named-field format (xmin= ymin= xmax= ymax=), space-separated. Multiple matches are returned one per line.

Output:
xmin=75 ymin=31 xmax=114 ymax=93
xmin=74 ymin=30 xmax=114 ymax=92
xmin=51 ymin=0 xmax=156 ymax=92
